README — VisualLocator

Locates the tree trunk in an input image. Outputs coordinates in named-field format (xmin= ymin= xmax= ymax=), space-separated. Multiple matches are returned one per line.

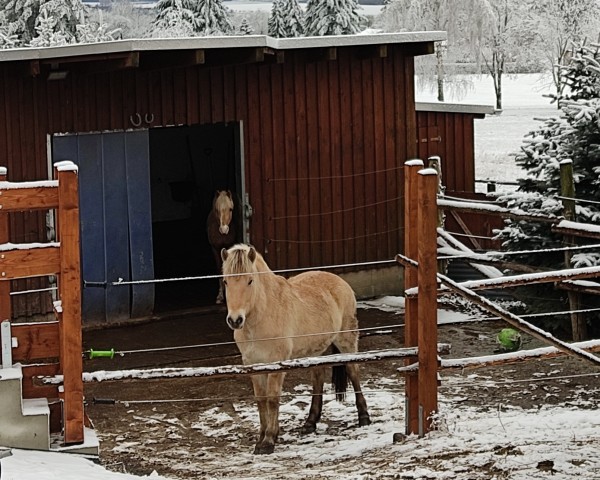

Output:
xmin=560 ymin=161 xmax=588 ymax=341
xmin=436 ymin=46 xmax=445 ymax=102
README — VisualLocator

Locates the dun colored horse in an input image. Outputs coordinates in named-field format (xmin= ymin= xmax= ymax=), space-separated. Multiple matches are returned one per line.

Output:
xmin=221 ymin=244 xmax=371 ymax=454
xmin=207 ymin=190 xmax=236 ymax=303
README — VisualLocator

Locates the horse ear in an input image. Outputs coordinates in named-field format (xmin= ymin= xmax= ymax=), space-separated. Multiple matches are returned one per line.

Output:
xmin=221 ymin=248 xmax=228 ymax=262
xmin=248 ymin=246 xmax=257 ymax=263
xmin=226 ymin=190 xmax=232 ymax=198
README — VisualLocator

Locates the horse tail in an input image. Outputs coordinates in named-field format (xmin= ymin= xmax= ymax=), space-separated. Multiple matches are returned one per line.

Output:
xmin=331 ymin=345 xmax=348 ymax=402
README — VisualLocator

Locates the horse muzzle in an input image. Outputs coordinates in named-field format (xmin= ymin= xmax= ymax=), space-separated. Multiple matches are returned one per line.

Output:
xmin=226 ymin=314 xmax=245 ymax=330
xmin=219 ymin=225 xmax=230 ymax=235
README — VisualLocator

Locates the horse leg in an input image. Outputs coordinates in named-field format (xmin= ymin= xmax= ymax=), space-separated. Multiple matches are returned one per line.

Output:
xmin=346 ymin=363 xmax=371 ymax=427
xmin=301 ymin=367 xmax=325 ymax=434
xmin=255 ymin=372 xmax=285 ymax=455
xmin=251 ymin=374 xmax=269 ymax=448
xmin=334 ymin=328 xmax=371 ymax=427
xmin=212 ymin=248 xmax=224 ymax=304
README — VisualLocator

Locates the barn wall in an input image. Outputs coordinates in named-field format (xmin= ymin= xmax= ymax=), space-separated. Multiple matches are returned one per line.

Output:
xmin=0 ymin=47 xmax=417 ymax=316
xmin=416 ymin=110 xmax=479 ymax=193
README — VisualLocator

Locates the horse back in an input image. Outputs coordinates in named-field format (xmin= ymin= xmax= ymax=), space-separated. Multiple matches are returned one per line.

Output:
xmin=288 ymin=271 xmax=356 ymax=318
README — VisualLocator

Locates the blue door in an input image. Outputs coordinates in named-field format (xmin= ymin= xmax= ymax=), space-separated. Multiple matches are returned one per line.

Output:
xmin=52 ymin=131 xmax=155 ymax=324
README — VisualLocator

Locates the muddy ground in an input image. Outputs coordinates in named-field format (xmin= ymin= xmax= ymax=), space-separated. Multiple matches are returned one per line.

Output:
xmin=81 ymin=302 xmax=600 ymax=479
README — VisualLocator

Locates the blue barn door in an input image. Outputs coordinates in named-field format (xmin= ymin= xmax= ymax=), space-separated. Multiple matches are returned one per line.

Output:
xmin=52 ymin=131 xmax=155 ymax=324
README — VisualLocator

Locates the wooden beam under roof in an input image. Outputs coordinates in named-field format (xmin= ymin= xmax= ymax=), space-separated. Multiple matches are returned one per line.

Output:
xmin=139 ymin=49 xmax=205 ymax=71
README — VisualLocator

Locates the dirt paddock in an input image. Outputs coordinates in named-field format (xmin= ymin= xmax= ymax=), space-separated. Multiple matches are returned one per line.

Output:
xmin=81 ymin=304 xmax=600 ymax=479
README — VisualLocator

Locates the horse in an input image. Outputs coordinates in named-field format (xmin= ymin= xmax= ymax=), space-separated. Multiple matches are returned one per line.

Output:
xmin=207 ymin=190 xmax=237 ymax=303
xmin=220 ymin=244 xmax=371 ymax=454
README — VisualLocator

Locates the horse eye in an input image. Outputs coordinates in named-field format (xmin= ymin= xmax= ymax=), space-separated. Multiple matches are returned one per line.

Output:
xmin=248 ymin=279 xmax=253 ymax=286
xmin=223 ymin=280 xmax=228 ymax=286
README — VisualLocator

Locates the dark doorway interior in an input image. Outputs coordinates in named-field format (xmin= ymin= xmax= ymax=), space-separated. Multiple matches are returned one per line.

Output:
xmin=149 ymin=123 xmax=240 ymax=312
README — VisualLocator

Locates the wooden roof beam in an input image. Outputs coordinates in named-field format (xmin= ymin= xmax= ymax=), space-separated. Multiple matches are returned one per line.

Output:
xmin=204 ymin=47 xmax=273 ymax=67
xmin=354 ymin=44 xmax=388 ymax=60
xmin=139 ymin=49 xmax=205 ymax=71
xmin=305 ymin=47 xmax=337 ymax=63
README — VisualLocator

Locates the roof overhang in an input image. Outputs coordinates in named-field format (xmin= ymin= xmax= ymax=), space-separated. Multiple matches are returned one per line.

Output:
xmin=416 ymin=102 xmax=497 ymax=117
xmin=0 ymin=31 xmax=446 ymax=64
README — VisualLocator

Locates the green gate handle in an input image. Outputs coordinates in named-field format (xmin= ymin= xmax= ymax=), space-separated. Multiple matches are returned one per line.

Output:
xmin=88 ymin=348 xmax=115 ymax=359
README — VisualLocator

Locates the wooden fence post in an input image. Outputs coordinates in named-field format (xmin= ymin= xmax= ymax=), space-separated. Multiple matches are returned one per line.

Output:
xmin=56 ymin=162 xmax=84 ymax=444
xmin=0 ymin=167 xmax=10 ymax=324
xmin=404 ymin=159 xmax=423 ymax=435
xmin=560 ymin=159 xmax=587 ymax=341
xmin=417 ymin=168 xmax=438 ymax=435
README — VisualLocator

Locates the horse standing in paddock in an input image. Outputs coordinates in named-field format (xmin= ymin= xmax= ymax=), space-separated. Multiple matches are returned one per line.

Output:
xmin=207 ymin=190 xmax=237 ymax=303
xmin=221 ymin=244 xmax=371 ymax=454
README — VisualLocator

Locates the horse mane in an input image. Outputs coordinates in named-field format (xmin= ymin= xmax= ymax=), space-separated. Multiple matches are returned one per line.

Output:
xmin=222 ymin=244 xmax=271 ymax=275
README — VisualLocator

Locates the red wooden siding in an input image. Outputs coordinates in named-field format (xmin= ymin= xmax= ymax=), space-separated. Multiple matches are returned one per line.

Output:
xmin=1 ymin=45 xmax=419 ymax=317
xmin=416 ymin=110 xmax=481 ymax=193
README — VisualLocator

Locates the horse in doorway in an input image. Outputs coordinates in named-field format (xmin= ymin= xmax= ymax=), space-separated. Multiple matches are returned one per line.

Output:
xmin=220 ymin=244 xmax=371 ymax=454
xmin=207 ymin=190 xmax=237 ymax=303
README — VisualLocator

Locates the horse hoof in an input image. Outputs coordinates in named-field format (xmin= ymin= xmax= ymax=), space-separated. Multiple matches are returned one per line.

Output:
xmin=253 ymin=443 xmax=275 ymax=455
xmin=300 ymin=423 xmax=316 ymax=435
xmin=359 ymin=415 xmax=371 ymax=427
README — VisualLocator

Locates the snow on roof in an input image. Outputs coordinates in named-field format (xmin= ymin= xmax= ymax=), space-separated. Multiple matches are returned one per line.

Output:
xmin=416 ymin=102 xmax=496 ymax=116
xmin=0 ymin=32 xmax=446 ymax=63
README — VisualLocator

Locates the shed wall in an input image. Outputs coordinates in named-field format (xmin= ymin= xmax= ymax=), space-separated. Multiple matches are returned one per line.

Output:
xmin=0 ymin=47 xmax=416 ymax=318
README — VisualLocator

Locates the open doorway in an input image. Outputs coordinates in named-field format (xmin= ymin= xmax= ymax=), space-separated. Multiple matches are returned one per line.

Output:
xmin=149 ymin=123 xmax=243 ymax=312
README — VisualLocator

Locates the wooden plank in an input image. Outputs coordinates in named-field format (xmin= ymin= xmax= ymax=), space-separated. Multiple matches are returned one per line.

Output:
xmin=12 ymin=321 xmax=60 ymax=361
xmin=403 ymin=159 xmax=422 ymax=435
xmin=317 ymin=60 xmax=332 ymax=266
xmin=125 ymin=131 xmax=155 ymax=319
xmin=103 ymin=133 xmax=131 ymax=323
xmin=0 ymin=185 xmax=59 ymax=211
xmin=270 ymin=63 xmax=286 ymax=268
xmin=0 ymin=245 xmax=60 ymax=279
xmin=438 ymin=272 xmax=600 ymax=367
xmin=44 ymin=346 xmax=451 ymax=384
xmin=417 ymin=168 xmax=438 ymax=435
xmin=351 ymin=57 xmax=365 ymax=261
xmin=328 ymin=60 xmax=343 ymax=266
xmin=306 ymin=61 xmax=321 ymax=266
xmin=282 ymin=61 xmax=299 ymax=268
xmin=362 ymin=58 xmax=376 ymax=262
xmin=0 ymin=167 xmax=9 ymax=322
xmin=22 ymin=363 xmax=60 ymax=399
xmin=56 ymin=165 xmax=84 ymax=444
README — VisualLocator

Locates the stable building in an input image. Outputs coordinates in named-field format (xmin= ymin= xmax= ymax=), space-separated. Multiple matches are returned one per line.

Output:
xmin=0 ymin=32 xmax=446 ymax=324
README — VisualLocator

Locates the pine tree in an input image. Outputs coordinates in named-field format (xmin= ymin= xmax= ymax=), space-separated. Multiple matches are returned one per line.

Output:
xmin=496 ymin=43 xmax=600 ymax=336
xmin=0 ymin=0 xmax=44 ymax=44
xmin=304 ymin=0 xmax=365 ymax=36
xmin=151 ymin=0 xmax=197 ymax=38
xmin=282 ymin=0 xmax=304 ymax=37
xmin=269 ymin=0 xmax=304 ymax=38
xmin=0 ymin=21 xmax=18 ymax=48
xmin=195 ymin=0 xmax=233 ymax=36
xmin=268 ymin=0 xmax=286 ymax=38
xmin=238 ymin=17 xmax=254 ymax=35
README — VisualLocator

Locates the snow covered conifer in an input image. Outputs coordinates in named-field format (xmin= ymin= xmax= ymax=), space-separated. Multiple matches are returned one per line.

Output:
xmin=195 ymin=0 xmax=233 ymax=36
xmin=496 ymin=42 xmax=600 ymax=336
xmin=151 ymin=0 xmax=197 ymax=38
xmin=238 ymin=17 xmax=254 ymax=36
xmin=268 ymin=0 xmax=286 ymax=38
xmin=282 ymin=0 xmax=304 ymax=37
xmin=304 ymin=0 xmax=365 ymax=36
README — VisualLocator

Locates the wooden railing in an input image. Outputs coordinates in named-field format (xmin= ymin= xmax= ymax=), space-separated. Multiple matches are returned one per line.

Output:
xmin=0 ymin=162 xmax=83 ymax=445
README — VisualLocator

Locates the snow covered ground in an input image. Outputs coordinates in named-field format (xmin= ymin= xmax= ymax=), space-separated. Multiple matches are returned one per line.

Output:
xmin=2 ymin=303 xmax=599 ymax=479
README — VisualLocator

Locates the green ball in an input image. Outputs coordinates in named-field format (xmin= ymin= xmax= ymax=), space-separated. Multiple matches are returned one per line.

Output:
xmin=497 ymin=328 xmax=522 ymax=352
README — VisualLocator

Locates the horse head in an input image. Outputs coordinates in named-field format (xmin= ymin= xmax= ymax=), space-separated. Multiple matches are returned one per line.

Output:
xmin=221 ymin=244 xmax=258 ymax=331
xmin=213 ymin=190 xmax=234 ymax=235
